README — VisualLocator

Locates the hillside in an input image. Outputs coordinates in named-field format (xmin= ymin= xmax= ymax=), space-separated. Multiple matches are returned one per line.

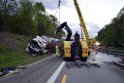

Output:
xmin=0 ymin=32 xmax=48 ymax=68
xmin=96 ymin=7 xmax=124 ymax=47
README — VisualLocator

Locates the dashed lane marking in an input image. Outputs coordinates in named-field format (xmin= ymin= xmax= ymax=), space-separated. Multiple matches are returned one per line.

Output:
xmin=61 ymin=74 xmax=67 ymax=83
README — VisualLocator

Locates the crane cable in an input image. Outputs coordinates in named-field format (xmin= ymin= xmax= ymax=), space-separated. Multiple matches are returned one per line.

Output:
xmin=54 ymin=0 xmax=61 ymax=39
xmin=55 ymin=0 xmax=61 ymax=25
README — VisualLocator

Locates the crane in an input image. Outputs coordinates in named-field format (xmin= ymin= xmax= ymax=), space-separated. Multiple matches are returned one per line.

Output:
xmin=55 ymin=0 xmax=96 ymax=64
xmin=56 ymin=22 xmax=88 ymax=62
xmin=74 ymin=0 xmax=95 ymax=48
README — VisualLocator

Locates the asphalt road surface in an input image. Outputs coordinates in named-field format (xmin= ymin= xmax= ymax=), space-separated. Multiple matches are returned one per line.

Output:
xmin=55 ymin=53 xmax=124 ymax=83
xmin=0 ymin=53 xmax=124 ymax=83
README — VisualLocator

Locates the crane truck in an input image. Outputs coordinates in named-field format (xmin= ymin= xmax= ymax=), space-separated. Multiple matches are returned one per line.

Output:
xmin=56 ymin=22 xmax=88 ymax=62
xmin=56 ymin=0 xmax=95 ymax=63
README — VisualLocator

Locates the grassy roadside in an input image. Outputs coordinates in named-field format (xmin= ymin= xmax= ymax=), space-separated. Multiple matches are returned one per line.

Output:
xmin=0 ymin=33 xmax=49 ymax=69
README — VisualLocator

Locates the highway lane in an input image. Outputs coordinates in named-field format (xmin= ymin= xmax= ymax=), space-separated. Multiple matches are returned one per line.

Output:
xmin=0 ymin=55 xmax=63 ymax=83
xmin=55 ymin=52 xmax=124 ymax=83
xmin=0 ymin=53 xmax=124 ymax=83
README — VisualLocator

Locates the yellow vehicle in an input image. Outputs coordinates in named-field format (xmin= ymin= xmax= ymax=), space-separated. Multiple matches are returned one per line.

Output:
xmin=56 ymin=0 xmax=95 ymax=62
xmin=56 ymin=22 xmax=88 ymax=62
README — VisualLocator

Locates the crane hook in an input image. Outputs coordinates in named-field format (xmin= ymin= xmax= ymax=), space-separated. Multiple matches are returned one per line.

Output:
xmin=58 ymin=0 xmax=61 ymax=7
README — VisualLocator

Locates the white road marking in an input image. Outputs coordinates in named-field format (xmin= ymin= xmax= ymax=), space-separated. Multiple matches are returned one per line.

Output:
xmin=47 ymin=61 xmax=65 ymax=83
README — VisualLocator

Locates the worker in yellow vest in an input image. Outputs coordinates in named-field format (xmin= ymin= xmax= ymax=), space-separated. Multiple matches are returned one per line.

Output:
xmin=55 ymin=45 xmax=60 ymax=57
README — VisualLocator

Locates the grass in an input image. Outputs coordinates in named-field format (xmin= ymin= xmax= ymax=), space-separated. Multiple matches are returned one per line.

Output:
xmin=0 ymin=33 xmax=49 ymax=69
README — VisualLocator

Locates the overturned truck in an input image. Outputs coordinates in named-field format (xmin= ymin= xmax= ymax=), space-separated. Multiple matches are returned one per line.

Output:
xmin=25 ymin=36 xmax=48 ymax=56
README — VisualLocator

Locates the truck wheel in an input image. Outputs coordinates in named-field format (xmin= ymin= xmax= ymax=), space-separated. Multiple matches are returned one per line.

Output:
xmin=81 ymin=57 xmax=88 ymax=62
xmin=61 ymin=50 xmax=64 ymax=59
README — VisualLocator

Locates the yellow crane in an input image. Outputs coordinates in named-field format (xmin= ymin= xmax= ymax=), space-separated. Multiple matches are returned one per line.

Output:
xmin=74 ymin=0 xmax=95 ymax=48
xmin=56 ymin=0 xmax=95 ymax=62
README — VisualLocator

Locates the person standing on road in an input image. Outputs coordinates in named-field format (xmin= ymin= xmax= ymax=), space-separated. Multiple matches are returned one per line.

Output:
xmin=55 ymin=45 xmax=60 ymax=57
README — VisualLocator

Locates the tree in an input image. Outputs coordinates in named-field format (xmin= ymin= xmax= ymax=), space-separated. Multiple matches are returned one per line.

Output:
xmin=18 ymin=0 xmax=34 ymax=35
xmin=0 ymin=0 xmax=59 ymax=37
xmin=0 ymin=0 xmax=18 ymax=32
xmin=96 ymin=7 xmax=124 ymax=47
xmin=33 ymin=2 xmax=46 ymax=35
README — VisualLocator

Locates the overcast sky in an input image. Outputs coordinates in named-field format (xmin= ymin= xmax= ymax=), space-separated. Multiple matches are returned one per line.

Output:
xmin=36 ymin=0 xmax=124 ymax=38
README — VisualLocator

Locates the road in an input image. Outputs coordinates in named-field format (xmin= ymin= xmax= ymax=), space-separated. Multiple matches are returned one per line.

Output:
xmin=55 ymin=53 xmax=124 ymax=83
xmin=0 ymin=53 xmax=124 ymax=83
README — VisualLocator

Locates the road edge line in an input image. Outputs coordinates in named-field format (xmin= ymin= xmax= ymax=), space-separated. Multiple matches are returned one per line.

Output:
xmin=27 ymin=56 xmax=50 ymax=67
xmin=0 ymin=56 xmax=50 ymax=79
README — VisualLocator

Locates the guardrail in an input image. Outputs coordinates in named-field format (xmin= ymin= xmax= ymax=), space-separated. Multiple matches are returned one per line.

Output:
xmin=113 ymin=61 xmax=124 ymax=68
xmin=98 ymin=48 xmax=124 ymax=57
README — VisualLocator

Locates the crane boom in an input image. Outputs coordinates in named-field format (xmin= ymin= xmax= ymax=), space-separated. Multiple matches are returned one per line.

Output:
xmin=73 ymin=0 xmax=90 ymax=40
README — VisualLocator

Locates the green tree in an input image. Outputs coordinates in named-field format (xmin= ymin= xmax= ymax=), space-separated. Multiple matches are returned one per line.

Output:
xmin=0 ymin=0 xmax=18 ymax=32
xmin=17 ymin=0 xmax=34 ymax=35
xmin=96 ymin=8 xmax=124 ymax=47
xmin=33 ymin=2 xmax=46 ymax=35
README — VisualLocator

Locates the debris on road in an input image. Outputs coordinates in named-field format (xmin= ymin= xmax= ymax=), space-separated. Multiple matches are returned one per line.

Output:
xmin=17 ymin=65 xmax=27 ymax=69
xmin=0 ymin=66 xmax=26 ymax=77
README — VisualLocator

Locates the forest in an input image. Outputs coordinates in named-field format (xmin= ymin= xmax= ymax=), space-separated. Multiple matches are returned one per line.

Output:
xmin=96 ymin=7 xmax=124 ymax=48
xmin=0 ymin=0 xmax=59 ymax=37
xmin=0 ymin=0 xmax=124 ymax=48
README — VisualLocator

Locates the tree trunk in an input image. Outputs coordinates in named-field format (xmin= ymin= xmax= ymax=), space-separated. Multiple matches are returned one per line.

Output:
xmin=4 ymin=0 xmax=7 ymax=32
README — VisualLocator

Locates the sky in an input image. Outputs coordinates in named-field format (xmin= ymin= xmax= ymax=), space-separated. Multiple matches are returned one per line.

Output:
xmin=36 ymin=0 xmax=124 ymax=38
